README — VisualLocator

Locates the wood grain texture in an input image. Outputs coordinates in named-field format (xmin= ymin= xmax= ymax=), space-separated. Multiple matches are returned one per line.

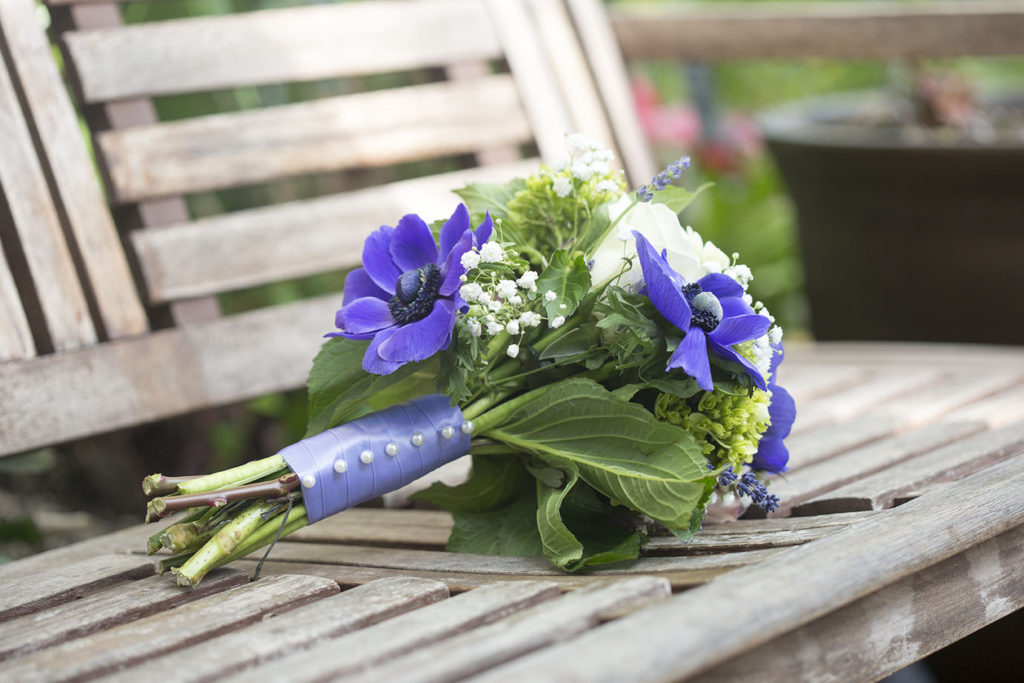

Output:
xmin=98 ymin=75 xmax=532 ymax=202
xmin=131 ymin=160 xmax=538 ymax=302
xmin=0 ymin=568 xmax=247 ymax=661
xmin=220 ymin=580 xmax=560 ymax=682
xmin=609 ymin=1 xmax=1024 ymax=60
xmin=0 ymin=295 xmax=335 ymax=456
xmin=485 ymin=0 xmax=573 ymax=163
xmin=468 ymin=453 xmax=1024 ymax=682
xmin=0 ymin=554 xmax=153 ymax=620
xmin=0 ymin=0 xmax=147 ymax=339
xmin=339 ymin=577 xmax=670 ymax=683
xmin=0 ymin=42 xmax=96 ymax=350
xmin=795 ymin=419 xmax=1024 ymax=514
xmin=64 ymin=0 xmax=502 ymax=102
xmin=565 ymin=0 xmax=657 ymax=185
xmin=98 ymin=577 xmax=449 ymax=683
xmin=0 ymin=250 xmax=34 ymax=360
xmin=693 ymin=523 xmax=1024 ymax=683
xmin=3 ymin=574 xmax=339 ymax=682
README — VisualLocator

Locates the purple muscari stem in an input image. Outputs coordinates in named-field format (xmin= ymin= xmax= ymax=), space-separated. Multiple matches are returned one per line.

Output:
xmin=280 ymin=395 xmax=471 ymax=523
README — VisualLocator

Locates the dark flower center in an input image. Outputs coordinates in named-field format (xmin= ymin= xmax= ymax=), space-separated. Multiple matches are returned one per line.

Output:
xmin=681 ymin=283 xmax=723 ymax=332
xmin=389 ymin=263 xmax=441 ymax=325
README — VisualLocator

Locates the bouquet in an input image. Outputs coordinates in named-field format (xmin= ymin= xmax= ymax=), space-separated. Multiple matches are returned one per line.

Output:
xmin=142 ymin=136 xmax=795 ymax=587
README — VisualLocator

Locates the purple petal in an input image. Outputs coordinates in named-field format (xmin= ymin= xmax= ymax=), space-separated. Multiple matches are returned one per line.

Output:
xmin=697 ymin=273 xmax=744 ymax=299
xmin=751 ymin=436 xmax=789 ymax=473
xmin=474 ymin=211 xmax=494 ymax=246
xmin=389 ymin=214 xmax=438 ymax=272
xmin=343 ymin=268 xmax=390 ymax=306
xmin=710 ymin=314 xmax=771 ymax=346
xmin=439 ymin=204 xmax=471 ymax=259
xmin=362 ymin=226 xmax=401 ymax=294
xmin=709 ymin=340 xmax=767 ymax=391
xmin=767 ymin=384 xmax=796 ymax=441
xmin=668 ymin=329 xmax=712 ymax=391
xmin=720 ymin=296 xmax=754 ymax=319
xmin=633 ymin=231 xmax=691 ymax=330
xmin=363 ymin=327 xmax=403 ymax=375
xmin=337 ymin=297 xmax=395 ymax=336
xmin=378 ymin=299 xmax=457 ymax=362
xmin=439 ymin=230 xmax=474 ymax=296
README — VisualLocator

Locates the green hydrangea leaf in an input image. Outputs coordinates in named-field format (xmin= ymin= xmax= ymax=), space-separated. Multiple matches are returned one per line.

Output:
xmin=535 ymin=250 xmax=591 ymax=319
xmin=651 ymin=182 xmax=713 ymax=215
xmin=446 ymin=492 xmax=544 ymax=558
xmin=411 ymin=455 xmax=531 ymax=513
xmin=536 ymin=465 xmax=584 ymax=569
xmin=454 ymin=178 xmax=526 ymax=222
xmin=483 ymin=378 xmax=710 ymax=532
xmin=305 ymin=337 xmax=428 ymax=437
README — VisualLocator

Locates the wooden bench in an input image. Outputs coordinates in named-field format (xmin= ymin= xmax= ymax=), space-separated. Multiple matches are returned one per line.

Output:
xmin=1 ymin=1 xmax=1022 ymax=680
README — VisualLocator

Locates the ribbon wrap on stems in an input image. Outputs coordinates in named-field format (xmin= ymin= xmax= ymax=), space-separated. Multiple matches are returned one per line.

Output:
xmin=280 ymin=394 xmax=471 ymax=523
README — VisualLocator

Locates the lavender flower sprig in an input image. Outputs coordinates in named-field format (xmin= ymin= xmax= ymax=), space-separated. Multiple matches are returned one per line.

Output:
xmin=637 ymin=155 xmax=691 ymax=201
xmin=717 ymin=466 xmax=781 ymax=514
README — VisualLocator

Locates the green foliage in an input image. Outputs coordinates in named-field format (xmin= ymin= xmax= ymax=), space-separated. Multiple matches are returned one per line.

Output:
xmin=446 ymin=492 xmax=544 ymax=558
xmin=536 ymin=465 xmax=585 ymax=568
xmin=412 ymin=455 xmax=531 ymax=513
xmin=481 ymin=378 xmax=712 ymax=533
xmin=454 ymin=178 xmax=526 ymax=223
xmin=305 ymin=337 xmax=429 ymax=437
xmin=534 ymin=250 xmax=592 ymax=320
xmin=651 ymin=182 xmax=713 ymax=214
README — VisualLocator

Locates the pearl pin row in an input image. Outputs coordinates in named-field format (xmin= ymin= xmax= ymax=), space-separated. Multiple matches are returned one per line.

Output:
xmin=299 ymin=421 xmax=474 ymax=489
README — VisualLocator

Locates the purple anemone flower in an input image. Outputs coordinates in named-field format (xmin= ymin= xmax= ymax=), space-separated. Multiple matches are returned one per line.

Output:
xmin=633 ymin=230 xmax=771 ymax=391
xmin=329 ymin=204 xmax=492 ymax=374
xmin=751 ymin=343 xmax=796 ymax=473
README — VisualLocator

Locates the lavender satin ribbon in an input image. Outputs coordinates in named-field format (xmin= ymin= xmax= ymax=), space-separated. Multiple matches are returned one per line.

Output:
xmin=280 ymin=395 xmax=471 ymax=523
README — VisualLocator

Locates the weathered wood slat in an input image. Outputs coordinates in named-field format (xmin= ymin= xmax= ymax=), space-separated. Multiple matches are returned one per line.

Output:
xmin=3 ymin=575 xmax=339 ymax=682
xmin=0 ymin=44 xmax=96 ymax=351
xmin=770 ymin=421 xmax=983 ymax=513
xmin=468 ymin=453 xmax=1024 ymax=682
xmin=692 ymin=523 xmax=1024 ymax=683
xmin=610 ymin=1 xmax=1024 ymax=60
xmin=566 ymin=0 xmax=657 ymax=185
xmin=776 ymin=364 xmax=867 ymax=403
xmin=98 ymin=75 xmax=532 ymax=202
xmin=221 ymin=580 xmax=560 ymax=682
xmin=0 ymin=251 xmax=34 ymax=360
xmin=0 ymin=295 xmax=335 ymax=456
xmin=784 ymin=415 xmax=898 ymax=471
xmin=98 ymin=577 xmax=449 ymax=683
xmin=785 ymin=341 xmax=1024 ymax=368
xmin=0 ymin=569 xmax=247 ymax=661
xmin=0 ymin=554 xmax=154 ymax=620
xmin=484 ymin=0 xmax=573 ymax=163
xmin=0 ymin=0 xmax=147 ymax=339
xmin=339 ymin=577 xmax=670 ymax=683
xmin=132 ymin=160 xmax=538 ymax=302
xmin=257 ymin=540 xmax=781 ymax=577
xmin=64 ymin=0 xmax=502 ymax=102
xmin=795 ymin=420 xmax=1024 ymax=514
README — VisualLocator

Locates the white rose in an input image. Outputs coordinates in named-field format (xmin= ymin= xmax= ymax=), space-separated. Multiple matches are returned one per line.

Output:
xmin=590 ymin=196 xmax=704 ymax=288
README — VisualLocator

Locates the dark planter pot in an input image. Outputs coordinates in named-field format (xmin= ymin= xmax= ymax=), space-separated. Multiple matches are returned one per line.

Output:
xmin=760 ymin=92 xmax=1024 ymax=345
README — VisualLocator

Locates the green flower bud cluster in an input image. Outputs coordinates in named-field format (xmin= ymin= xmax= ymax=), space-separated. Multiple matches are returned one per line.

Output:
xmin=654 ymin=387 xmax=773 ymax=472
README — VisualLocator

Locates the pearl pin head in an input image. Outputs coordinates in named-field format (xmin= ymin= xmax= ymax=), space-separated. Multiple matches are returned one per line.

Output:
xmin=461 ymin=421 xmax=475 ymax=434
xmin=301 ymin=474 xmax=317 ymax=489
xmin=385 ymin=442 xmax=399 ymax=456
xmin=411 ymin=432 xmax=424 ymax=447
xmin=334 ymin=459 xmax=348 ymax=474
xmin=359 ymin=450 xmax=374 ymax=464
xmin=440 ymin=425 xmax=455 ymax=439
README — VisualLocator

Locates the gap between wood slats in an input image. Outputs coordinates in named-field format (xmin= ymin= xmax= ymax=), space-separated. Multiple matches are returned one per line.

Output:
xmin=97 ymin=577 xmax=450 ymax=683
xmin=0 ymin=0 xmax=147 ymax=340
xmin=131 ymin=160 xmax=539 ymax=303
xmin=98 ymin=75 xmax=533 ymax=202
xmin=0 ymin=295 xmax=336 ymax=456
xmin=1 ymin=574 xmax=339 ymax=682
xmin=691 ymin=523 xmax=1024 ymax=682
xmin=609 ymin=1 xmax=1024 ymax=60
xmin=468 ymin=453 xmax=1024 ymax=682
xmin=64 ymin=0 xmax=502 ymax=102
xmin=0 ymin=37 xmax=96 ymax=351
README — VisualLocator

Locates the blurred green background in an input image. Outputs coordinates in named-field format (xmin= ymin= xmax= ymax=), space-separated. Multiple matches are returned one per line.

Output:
xmin=3 ymin=0 xmax=1023 ymax=562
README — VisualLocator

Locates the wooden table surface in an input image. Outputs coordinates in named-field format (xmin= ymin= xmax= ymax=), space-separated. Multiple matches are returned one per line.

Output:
xmin=2 ymin=342 xmax=1023 ymax=682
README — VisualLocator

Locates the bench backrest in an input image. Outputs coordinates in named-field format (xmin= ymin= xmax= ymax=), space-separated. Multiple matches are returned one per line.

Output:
xmin=0 ymin=0 xmax=654 ymax=457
